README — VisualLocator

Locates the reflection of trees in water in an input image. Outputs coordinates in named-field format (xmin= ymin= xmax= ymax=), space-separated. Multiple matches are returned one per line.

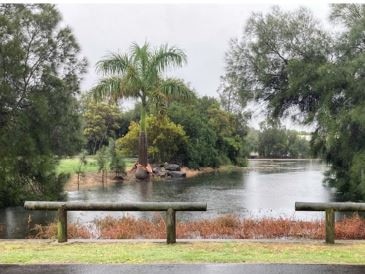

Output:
xmin=138 ymin=181 xmax=153 ymax=201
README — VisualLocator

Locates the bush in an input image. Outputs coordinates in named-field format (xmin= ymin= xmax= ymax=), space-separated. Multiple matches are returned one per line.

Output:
xmin=168 ymin=97 xmax=248 ymax=168
xmin=116 ymin=115 xmax=188 ymax=163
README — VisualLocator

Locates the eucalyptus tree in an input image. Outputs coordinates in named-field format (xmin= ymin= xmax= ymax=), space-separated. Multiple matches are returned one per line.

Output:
xmin=93 ymin=42 xmax=192 ymax=178
xmin=0 ymin=4 xmax=86 ymax=207
xmin=221 ymin=4 xmax=365 ymax=199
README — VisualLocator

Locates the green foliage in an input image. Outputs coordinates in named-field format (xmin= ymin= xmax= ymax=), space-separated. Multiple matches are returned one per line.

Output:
xmin=168 ymin=97 xmax=248 ymax=168
xmin=116 ymin=115 xmax=188 ymax=163
xmin=222 ymin=4 xmax=365 ymax=199
xmin=287 ymin=131 xmax=311 ymax=159
xmin=245 ymin=128 xmax=259 ymax=154
xmin=349 ymin=153 xmax=365 ymax=198
xmin=258 ymin=123 xmax=288 ymax=158
xmin=82 ymin=99 xmax=122 ymax=154
xmin=96 ymin=146 xmax=109 ymax=183
xmin=75 ymin=152 xmax=88 ymax=176
xmin=75 ymin=152 xmax=87 ymax=188
xmin=117 ymin=105 xmax=141 ymax=137
xmin=96 ymin=146 xmax=109 ymax=173
xmin=93 ymin=42 xmax=193 ymax=166
xmin=116 ymin=122 xmax=139 ymax=157
xmin=0 ymin=4 xmax=86 ymax=207
xmin=257 ymin=122 xmax=310 ymax=158
xmin=109 ymin=139 xmax=126 ymax=177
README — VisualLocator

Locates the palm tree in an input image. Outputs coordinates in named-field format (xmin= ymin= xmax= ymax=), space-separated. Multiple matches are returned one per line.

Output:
xmin=93 ymin=42 xmax=192 ymax=178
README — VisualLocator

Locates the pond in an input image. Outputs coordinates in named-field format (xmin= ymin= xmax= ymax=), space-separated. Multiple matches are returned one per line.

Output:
xmin=0 ymin=159 xmax=338 ymax=239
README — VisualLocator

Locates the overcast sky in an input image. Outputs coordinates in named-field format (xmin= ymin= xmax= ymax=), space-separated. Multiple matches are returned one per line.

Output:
xmin=57 ymin=2 xmax=331 ymax=129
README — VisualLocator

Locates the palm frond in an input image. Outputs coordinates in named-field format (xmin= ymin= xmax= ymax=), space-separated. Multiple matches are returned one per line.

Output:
xmin=130 ymin=42 xmax=150 ymax=61
xmin=130 ymin=42 xmax=152 ymax=78
xmin=158 ymin=78 xmax=195 ymax=101
xmin=94 ymin=42 xmax=188 ymax=107
xmin=149 ymin=44 xmax=187 ymax=73
xmin=96 ymin=53 xmax=130 ymax=75
xmin=91 ymin=76 xmax=122 ymax=102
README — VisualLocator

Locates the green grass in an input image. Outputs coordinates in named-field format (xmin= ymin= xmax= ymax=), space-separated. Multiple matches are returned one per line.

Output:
xmin=56 ymin=156 xmax=136 ymax=174
xmin=1 ymin=241 xmax=365 ymax=264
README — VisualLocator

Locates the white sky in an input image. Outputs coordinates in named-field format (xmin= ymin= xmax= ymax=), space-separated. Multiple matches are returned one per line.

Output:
xmin=57 ymin=2 xmax=332 ymax=130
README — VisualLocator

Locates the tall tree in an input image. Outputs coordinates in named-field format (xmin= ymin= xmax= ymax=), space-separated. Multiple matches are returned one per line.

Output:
xmin=93 ymin=42 xmax=192 ymax=179
xmin=221 ymin=5 xmax=365 ymax=199
xmin=218 ymin=38 xmax=253 ymax=114
xmin=167 ymin=96 xmax=248 ymax=168
xmin=82 ymin=99 xmax=122 ymax=154
xmin=257 ymin=122 xmax=310 ymax=158
xmin=0 ymin=4 xmax=87 ymax=207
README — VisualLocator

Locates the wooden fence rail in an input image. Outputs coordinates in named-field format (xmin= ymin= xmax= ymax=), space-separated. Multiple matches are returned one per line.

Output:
xmin=295 ymin=201 xmax=365 ymax=244
xmin=24 ymin=201 xmax=207 ymax=244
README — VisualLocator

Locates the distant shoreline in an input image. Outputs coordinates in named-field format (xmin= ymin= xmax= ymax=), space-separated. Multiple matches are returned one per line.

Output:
xmin=64 ymin=166 xmax=229 ymax=192
xmin=64 ymin=159 xmax=323 ymax=192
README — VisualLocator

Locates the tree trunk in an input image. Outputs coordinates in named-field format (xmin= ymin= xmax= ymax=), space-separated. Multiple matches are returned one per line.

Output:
xmin=138 ymin=104 xmax=148 ymax=166
xmin=138 ymin=131 xmax=148 ymax=166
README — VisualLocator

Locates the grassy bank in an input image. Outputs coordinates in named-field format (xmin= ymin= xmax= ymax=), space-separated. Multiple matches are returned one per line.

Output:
xmin=56 ymin=156 xmax=136 ymax=174
xmin=1 ymin=241 xmax=364 ymax=264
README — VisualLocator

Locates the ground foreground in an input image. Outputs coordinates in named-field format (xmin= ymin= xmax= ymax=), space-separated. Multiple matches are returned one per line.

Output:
xmin=1 ymin=264 xmax=365 ymax=274
xmin=1 ymin=240 xmax=364 ymax=264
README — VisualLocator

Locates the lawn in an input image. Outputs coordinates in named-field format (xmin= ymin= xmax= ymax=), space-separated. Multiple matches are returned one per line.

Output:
xmin=1 ymin=241 xmax=365 ymax=264
xmin=56 ymin=156 xmax=136 ymax=174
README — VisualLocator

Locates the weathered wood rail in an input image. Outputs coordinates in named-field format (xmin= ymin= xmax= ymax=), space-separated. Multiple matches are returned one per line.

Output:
xmin=295 ymin=201 xmax=365 ymax=244
xmin=24 ymin=201 xmax=207 ymax=244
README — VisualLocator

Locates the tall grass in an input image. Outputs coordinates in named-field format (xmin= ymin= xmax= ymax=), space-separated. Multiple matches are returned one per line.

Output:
xmin=29 ymin=222 xmax=92 ymax=239
xmin=29 ymin=214 xmax=365 ymax=240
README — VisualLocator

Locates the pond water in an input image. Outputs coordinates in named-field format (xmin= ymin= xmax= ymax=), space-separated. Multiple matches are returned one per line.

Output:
xmin=0 ymin=159 xmax=339 ymax=239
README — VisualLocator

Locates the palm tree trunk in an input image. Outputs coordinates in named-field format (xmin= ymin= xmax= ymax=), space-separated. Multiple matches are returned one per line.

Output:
xmin=138 ymin=104 xmax=148 ymax=166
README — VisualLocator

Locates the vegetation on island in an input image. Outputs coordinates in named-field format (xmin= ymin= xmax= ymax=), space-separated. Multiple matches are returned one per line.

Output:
xmin=92 ymin=42 xmax=193 ymax=178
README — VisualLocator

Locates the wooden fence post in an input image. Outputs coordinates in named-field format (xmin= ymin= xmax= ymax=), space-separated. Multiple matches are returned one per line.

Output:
xmin=57 ymin=205 xmax=67 ymax=243
xmin=25 ymin=201 xmax=207 ymax=244
xmin=166 ymin=208 xmax=176 ymax=244
xmin=325 ymin=208 xmax=335 ymax=244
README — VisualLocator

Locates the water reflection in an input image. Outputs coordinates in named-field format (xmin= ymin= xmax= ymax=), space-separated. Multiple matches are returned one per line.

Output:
xmin=0 ymin=159 xmax=343 ymax=239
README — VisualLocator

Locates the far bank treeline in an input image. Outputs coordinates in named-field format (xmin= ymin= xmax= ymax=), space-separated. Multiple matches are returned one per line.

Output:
xmin=82 ymin=98 xmax=311 ymax=166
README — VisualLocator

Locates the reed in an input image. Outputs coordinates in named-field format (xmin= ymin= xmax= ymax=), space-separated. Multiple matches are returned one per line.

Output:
xmin=29 ymin=214 xmax=365 ymax=240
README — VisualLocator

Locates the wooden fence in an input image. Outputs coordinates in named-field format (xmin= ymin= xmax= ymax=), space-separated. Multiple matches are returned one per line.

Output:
xmin=24 ymin=201 xmax=365 ymax=244
xmin=24 ymin=201 xmax=207 ymax=244
xmin=295 ymin=201 xmax=365 ymax=244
